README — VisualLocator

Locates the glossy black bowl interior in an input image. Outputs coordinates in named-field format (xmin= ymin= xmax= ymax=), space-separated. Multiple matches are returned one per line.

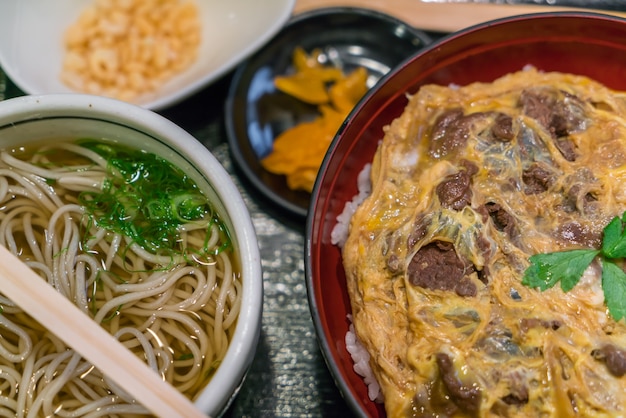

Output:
xmin=225 ymin=7 xmax=432 ymax=217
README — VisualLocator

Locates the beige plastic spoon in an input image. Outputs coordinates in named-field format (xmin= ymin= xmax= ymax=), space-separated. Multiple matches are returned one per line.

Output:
xmin=0 ymin=244 xmax=208 ymax=418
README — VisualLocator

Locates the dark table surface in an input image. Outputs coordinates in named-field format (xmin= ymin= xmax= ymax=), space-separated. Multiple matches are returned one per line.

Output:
xmin=3 ymin=1 xmax=626 ymax=417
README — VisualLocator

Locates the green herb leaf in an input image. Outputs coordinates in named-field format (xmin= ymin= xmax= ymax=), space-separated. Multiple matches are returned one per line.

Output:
xmin=601 ymin=259 xmax=626 ymax=321
xmin=602 ymin=215 xmax=626 ymax=259
xmin=523 ymin=211 xmax=626 ymax=322
xmin=522 ymin=249 xmax=599 ymax=292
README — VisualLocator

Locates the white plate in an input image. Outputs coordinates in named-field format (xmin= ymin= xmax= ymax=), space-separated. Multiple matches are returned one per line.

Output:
xmin=0 ymin=0 xmax=295 ymax=111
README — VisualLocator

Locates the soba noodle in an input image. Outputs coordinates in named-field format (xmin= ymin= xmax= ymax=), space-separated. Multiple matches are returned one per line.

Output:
xmin=0 ymin=140 xmax=242 ymax=417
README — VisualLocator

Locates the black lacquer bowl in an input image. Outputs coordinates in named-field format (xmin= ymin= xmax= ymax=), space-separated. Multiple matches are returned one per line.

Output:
xmin=225 ymin=7 xmax=432 ymax=217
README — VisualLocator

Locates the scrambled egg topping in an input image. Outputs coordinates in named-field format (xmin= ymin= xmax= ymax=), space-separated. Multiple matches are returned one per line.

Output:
xmin=343 ymin=68 xmax=626 ymax=417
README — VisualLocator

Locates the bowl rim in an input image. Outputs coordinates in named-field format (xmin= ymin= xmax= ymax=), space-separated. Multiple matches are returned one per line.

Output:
xmin=225 ymin=6 xmax=433 ymax=219
xmin=304 ymin=10 xmax=626 ymax=417
xmin=0 ymin=93 xmax=263 ymax=416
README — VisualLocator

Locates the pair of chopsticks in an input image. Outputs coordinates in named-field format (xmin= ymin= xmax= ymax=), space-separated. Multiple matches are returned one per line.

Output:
xmin=0 ymin=245 xmax=208 ymax=418
xmin=293 ymin=0 xmax=626 ymax=33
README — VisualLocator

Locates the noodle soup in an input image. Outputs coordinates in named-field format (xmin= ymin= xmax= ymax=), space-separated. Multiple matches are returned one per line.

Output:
xmin=0 ymin=95 xmax=261 ymax=417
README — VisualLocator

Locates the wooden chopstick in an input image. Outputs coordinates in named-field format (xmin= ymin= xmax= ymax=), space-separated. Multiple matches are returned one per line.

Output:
xmin=293 ymin=0 xmax=626 ymax=33
xmin=0 ymin=244 xmax=207 ymax=418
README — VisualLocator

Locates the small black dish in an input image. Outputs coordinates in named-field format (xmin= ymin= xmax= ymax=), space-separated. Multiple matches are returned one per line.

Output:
xmin=225 ymin=7 xmax=432 ymax=218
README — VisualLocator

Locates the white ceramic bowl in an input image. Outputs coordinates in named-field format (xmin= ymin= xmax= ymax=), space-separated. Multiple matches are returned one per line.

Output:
xmin=0 ymin=0 xmax=294 ymax=110
xmin=0 ymin=94 xmax=262 ymax=416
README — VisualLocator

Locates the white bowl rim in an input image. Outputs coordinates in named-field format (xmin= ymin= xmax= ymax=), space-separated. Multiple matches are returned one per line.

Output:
xmin=0 ymin=93 xmax=263 ymax=415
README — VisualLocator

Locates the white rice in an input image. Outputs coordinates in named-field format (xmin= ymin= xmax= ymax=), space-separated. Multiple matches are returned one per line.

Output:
xmin=331 ymin=163 xmax=383 ymax=402
xmin=345 ymin=315 xmax=383 ymax=402
xmin=330 ymin=163 xmax=372 ymax=248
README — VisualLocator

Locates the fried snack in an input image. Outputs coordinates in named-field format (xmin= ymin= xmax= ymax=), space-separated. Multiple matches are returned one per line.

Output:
xmin=61 ymin=0 xmax=201 ymax=102
xmin=343 ymin=68 xmax=626 ymax=417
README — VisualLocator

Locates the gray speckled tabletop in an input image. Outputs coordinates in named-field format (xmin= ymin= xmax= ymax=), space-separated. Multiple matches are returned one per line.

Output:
xmin=3 ymin=1 xmax=626 ymax=417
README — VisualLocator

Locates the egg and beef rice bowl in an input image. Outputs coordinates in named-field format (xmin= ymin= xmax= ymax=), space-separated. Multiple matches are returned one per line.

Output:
xmin=339 ymin=68 xmax=626 ymax=417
